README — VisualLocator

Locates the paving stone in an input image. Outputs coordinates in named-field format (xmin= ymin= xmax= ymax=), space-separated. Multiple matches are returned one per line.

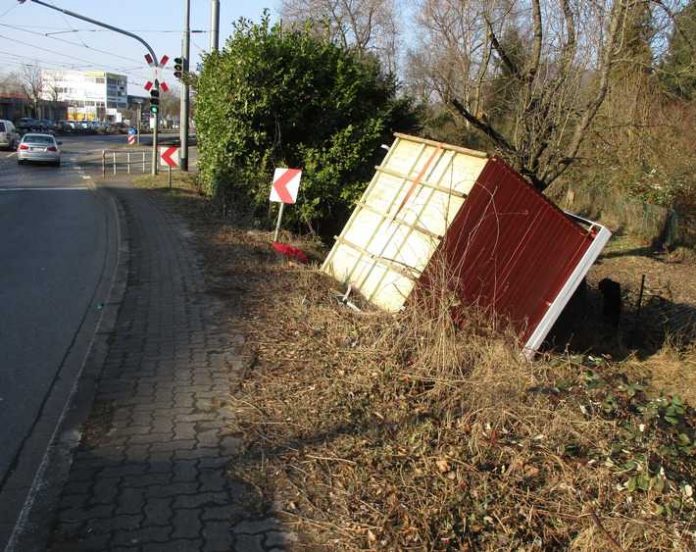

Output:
xmin=58 ymin=493 xmax=90 ymax=509
xmin=142 ymin=540 xmax=204 ymax=552
xmin=90 ymin=478 xmax=120 ymax=504
xmin=172 ymin=459 xmax=198 ymax=483
xmin=85 ymin=514 xmax=143 ymax=534
xmin=145 ymin=482 xmax=198 ymax=498
xmin=171 ymin=509 xmax=202 ymax=539
xmin=116 ymin=488 xmax=146 ymax=515
xmin=100 ymin=463 xmax=149 ymax=478
xmin=235 ymin=533 xmax=266 ymax=552
xmin=144 ymin=497 xmax=172 ymax=525
xmin=173 ymin=491 xmax=229 ymax=509
xmin=173 ymin=422 xmax=197 ymax=440
xmin=122 ymin=472 xmax=171 ymax=488
xmin=128 ymin=433 xmax=174 ymax=445
xmin=199 ymin=469 xmax=227 ymax=493
xmin=61 ymin=504 xmax=116 ymax=523
xmin=173 ymin=447 xmax=219 ymax=460
xmin=74 ymin=533 xmax=112 ymax=551
xmin=112 ymin=526 xmax=172 ymax=546
xmin=202 ymin=521 xmax=233 ymax=551
xmin=233 ymin=518 xmax=281 ymax=535
xmin=149 ymin=439 xmax=197 ymax=453
xmin=201 ymin=505 xmax=244 ymax=521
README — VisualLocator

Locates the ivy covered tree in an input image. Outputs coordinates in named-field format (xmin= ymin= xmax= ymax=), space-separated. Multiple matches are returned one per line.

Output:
xmin=662 ymin=0 xmax=696 ymax=100
xmin=194 ymin=13 xmax=416 ymax=237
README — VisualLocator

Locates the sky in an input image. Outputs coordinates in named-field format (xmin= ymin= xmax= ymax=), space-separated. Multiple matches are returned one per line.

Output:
xmin=0 ymin=0 xmax=280 ymax=97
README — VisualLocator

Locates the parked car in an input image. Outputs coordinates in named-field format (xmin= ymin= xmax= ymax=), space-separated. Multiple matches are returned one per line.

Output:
xmin=56 ymin=120 xmax=75 ymax=133
xmin=0 ymin=119 xmax=20 ymax=150
xmin=16 ymin=117 xmax=40 ymax=133
xmin=17 ymin=133 xmax=62 ymax=166
xmin=39 ymin=119 xmax=56 ymax=133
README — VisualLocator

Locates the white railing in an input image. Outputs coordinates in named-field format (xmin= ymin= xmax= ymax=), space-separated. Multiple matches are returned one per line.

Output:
xmin=101 ymin=149 xmax=153 ymax=177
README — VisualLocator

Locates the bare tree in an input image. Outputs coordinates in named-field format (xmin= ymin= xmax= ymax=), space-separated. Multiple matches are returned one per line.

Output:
xmin=281 ymin=0 xmax=400 ymax=74
xmin=20 ymin=64 xmax=44 ymax=118
xmin=408 ymin=0 xmax=683 ymax=191
xmin=0 ymin=71 xmax=24 ymax=96
xmin=42 ymin=71 xmax=64 ymax=102
xmin=160 ymin=89 xmax=181 ymax=127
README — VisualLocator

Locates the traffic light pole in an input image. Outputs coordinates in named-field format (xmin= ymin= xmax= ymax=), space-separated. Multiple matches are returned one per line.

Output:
xmin=152 ymin=87 xmax=160 ymax=176
xmin=179 ymin=0 xmax=190 ymax=172
xmin=19 ymin=0 xmax=161 ymax=176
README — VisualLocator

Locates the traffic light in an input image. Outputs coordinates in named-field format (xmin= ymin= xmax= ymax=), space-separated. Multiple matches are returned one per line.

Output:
xmin=150 ymin=89 xmax=160 ymax=115
xmin=173 ymin=57 xmax=184 ymax=80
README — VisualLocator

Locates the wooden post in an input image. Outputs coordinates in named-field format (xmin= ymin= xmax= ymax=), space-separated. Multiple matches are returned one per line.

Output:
xmin=127 ymin=152 xmax=131 ymax=174
xmin=112 ymin=152 xmax=116 ymax=175
xmin=273 ymin=202 xmax=285 ymax=242
xmin=142 ymin=151 xmax=146 ymax=173
xmin=101 ymin=150 xmax=105 ymax=178
xmin=636 ymin=274 xmax=646 ymax=318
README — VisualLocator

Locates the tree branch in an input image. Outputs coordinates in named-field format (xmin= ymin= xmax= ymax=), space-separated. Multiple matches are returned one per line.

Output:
xmin=450 ymin=97 xmax=515 ymax=154
xmin=546 ymin=0 xmax=628 ymax=184
xmin=485 ymin=15 xmax=521 ymax=80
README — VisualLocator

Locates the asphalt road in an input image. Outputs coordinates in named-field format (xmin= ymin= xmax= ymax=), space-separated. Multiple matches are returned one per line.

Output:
xmin=0 ymin=137 xmax=121 ymax=548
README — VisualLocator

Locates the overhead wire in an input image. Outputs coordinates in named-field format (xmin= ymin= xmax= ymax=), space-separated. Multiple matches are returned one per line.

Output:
xmin=0 ymin=23 xmax=143 ymax=65
xmin=0 ymin=3 xmax=18 ymax=19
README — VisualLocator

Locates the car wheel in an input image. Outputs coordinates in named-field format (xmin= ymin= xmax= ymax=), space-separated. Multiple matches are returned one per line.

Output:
xmin=55 ymin=161 xmax=61 ymax=167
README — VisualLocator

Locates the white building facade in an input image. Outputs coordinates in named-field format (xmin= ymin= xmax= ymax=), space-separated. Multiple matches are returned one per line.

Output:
xmin=41 ymin=70 xmax=127 ymax=121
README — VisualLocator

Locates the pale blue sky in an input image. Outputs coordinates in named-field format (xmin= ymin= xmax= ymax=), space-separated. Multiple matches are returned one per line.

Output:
xmin=0 ymin=0 xmax=279 ymax=96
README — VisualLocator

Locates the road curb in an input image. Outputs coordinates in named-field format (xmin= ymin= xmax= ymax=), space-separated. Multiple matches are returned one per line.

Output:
xmin=4 ymin=186 xmax=131 ymax=552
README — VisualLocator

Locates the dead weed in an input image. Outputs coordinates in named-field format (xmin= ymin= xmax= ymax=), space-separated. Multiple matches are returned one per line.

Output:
xmin=145 ymin=182 xmax=696 ymax=551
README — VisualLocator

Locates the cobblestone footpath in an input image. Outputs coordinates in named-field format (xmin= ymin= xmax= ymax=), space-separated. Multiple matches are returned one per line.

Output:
xmin=47 ymin=185 xmax=291 ymax=551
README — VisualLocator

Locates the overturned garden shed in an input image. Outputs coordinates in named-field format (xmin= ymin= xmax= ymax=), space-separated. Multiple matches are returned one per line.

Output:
xmin=322 ymin=133 xmax=611 ymax=356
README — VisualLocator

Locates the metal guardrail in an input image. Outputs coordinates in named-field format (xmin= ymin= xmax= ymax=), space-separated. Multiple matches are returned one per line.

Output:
xmin=101 ymin=149 xmax=153 ymax=178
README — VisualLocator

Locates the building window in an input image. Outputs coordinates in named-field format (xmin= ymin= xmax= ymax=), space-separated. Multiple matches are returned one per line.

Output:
xmin=96 ymin=78 xmax=105 ymax=84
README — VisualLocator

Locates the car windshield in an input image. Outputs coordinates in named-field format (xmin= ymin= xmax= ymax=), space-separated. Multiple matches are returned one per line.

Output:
xmin=0 ymin=122 xmax=5 ymax=132
xmin=23 ymin=135 xmax=54 ymax=145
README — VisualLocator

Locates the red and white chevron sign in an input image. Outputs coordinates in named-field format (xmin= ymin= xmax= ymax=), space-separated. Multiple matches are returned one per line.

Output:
xmin=270 ymin=168 xmax=302 ymax=204
xmin=159 ymin=146 xmax=179 ymax=168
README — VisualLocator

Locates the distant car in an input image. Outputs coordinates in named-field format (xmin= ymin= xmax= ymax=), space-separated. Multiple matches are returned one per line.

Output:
xmin=17 ymin=117 xmax=40 ymax=133
xmin=17 ymin=133 xmax=61 ymax=166
xmin=39 ymin=119 xmax=55 ymax=132
xmin=0 ymin=119 xmax=20 ymax=150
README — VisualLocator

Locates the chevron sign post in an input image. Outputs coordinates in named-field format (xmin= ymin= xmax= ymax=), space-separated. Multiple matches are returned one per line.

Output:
xmin=270 ymin=168 xmax=302 ymax=241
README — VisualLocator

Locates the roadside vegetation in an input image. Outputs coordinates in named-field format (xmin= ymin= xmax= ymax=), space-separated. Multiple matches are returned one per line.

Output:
xmin=174 ymin=0 xmax=696 ymax=549
xmin=194 ymin=13 xmax=416 ymax=237
xmin=135 ymin=177 xmax=696 ymax=551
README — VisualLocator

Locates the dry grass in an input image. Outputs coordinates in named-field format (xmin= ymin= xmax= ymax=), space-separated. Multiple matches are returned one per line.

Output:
xmin=144 ymin=179 xmax=696 ymax=551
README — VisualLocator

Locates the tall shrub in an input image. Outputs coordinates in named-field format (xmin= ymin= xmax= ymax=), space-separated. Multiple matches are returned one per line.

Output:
xmin=195 ymin=13 xmax=416 ymax=237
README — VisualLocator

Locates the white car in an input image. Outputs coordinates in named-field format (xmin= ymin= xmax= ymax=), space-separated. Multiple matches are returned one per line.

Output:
xmin=0 ymin=119 xmax=20 ymax=150
xmin=17 ymin=133 xmax=62 ymax=166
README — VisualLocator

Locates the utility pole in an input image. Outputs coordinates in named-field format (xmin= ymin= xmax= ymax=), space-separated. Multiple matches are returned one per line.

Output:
xmin=179 ymin=0 xmax=190 ymax=172
xmin=210 ymin=0 xmax=220 ymax=51
xmin=19 ymin=0 xmax=162 ymax=176
xmin=136 ymin=100 xmax=142 ymax=144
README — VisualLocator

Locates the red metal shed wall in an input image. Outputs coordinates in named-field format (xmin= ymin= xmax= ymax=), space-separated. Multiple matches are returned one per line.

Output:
xmin=435 ymin=158 xmax=594 ymax=342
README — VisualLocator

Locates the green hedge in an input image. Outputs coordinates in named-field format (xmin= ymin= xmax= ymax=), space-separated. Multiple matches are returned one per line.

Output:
xmin=194 ymin=13 xmax=417 ymax=237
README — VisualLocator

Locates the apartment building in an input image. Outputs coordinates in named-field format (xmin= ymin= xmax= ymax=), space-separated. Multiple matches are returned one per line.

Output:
xmin=41 ymin=70 xmax=128 ymax=121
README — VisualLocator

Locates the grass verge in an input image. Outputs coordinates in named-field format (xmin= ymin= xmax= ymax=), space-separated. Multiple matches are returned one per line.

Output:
xmin=138 ymin=177 xmax=696 ymax=551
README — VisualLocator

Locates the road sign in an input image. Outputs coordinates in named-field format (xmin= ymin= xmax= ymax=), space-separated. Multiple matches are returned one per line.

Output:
xmin=270 ymin=168 xmax=302 ymax=204
xmin=127 ymin=132 xmax=136 ymax=145
xmin=160 ymin=146 xmax=180 ymax=168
